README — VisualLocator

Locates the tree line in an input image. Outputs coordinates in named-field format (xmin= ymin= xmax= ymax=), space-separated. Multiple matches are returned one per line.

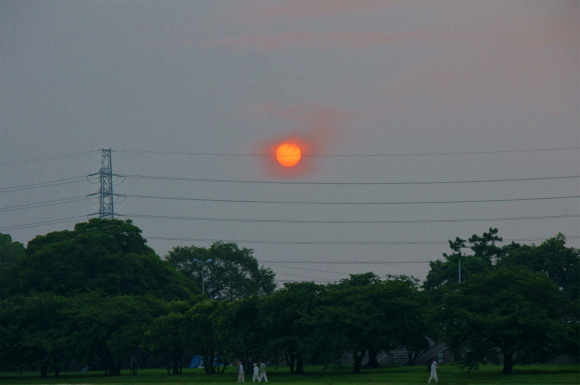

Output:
xmin=0 ymin=220 xmax=578 ymax=377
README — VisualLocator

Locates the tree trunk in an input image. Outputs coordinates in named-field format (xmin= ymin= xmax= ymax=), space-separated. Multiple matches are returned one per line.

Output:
xmin=502 ymin=353 xmax=514 ymax=374
xmin=172 ymin=359 xmax=181 ymax=374
xmin=140 ymin=350 xmax=150 ymax=367
xmin=208 ymin=349 xmax=216 ymax=374
xmin=352 ymin=350 xmax=366 ymax=374
xmin=109 ymin=359 xmax=122 ymax=376
xmin=285 ymin=352 xmax=295 ymax=374
xmin=219 ymin=353 xmax=228 ymax=374
xmin=364 ymin=346 xmax=381 ymax=368
xmin=203 ymin=350 xmax=210 ymax=375
xmin=407 ymin=349 xmax=418 ymax=366
xmin=54 ymin=366 xmax=60 ymax=377
xmin=171 ymin=350 xmax=183 ymax=374
xmin=40 ymin=365 xmax=48 ymax=378
xmin=295 ymin=356 xmax=304 ymax=374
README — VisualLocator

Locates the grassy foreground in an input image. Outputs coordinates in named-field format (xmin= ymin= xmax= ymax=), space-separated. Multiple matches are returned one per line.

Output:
xmin=0 ymin=364 xmax=578 ymax=385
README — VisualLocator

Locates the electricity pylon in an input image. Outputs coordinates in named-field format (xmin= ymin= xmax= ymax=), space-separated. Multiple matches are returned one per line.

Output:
xmin=98 ymin=148 xmax=114 ymax=219
xmin=88 ymin=148 xmax=116 ymax=219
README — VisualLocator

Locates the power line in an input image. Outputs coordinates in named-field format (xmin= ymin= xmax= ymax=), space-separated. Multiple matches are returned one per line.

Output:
xmin=2 ymin=146 xmax=575 ymax=167
xmin=0 ymin=176 xmax=91 ymax=193
xmin=0 ymin=195 xmax=88 ymax=212
xmin=122 ymin=174 xmax=579 ymax=185
xmin=275 ymin=271 xmax=336 ymax=281
xmin=276 ymin=279 xmax=339 ymax=283
xmin=4 ymin=174 xmax=574 ymax=193
xmin=146 ymin=236 xmax=446 ymax=246
xmin=265 ymin=261 xmax=432 ymax=264
xmin=145 ymin=234 xmax=580 ymax=246
xmin=116 ymin=146 xmax=579 ymax=157
xmin=0 ymin=216 xmax=88 ymax=231
xmin=120 ymin=194 xmax=579 ymax=206
xmin=0 ymin=150 xmax=99 ymax=166
xmin=124 ymin=213 xmax=578 ymax=225
xmin=265 ymin=262 xmax=349 ymax=275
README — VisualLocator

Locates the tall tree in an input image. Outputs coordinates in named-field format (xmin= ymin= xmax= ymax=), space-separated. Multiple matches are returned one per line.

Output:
xmin=143 ymin=300 xmax=193 ymax=375
xmin=219 ymin=297 xmax=263 ymax=374
xmin=186 ymin=299 xmax=231 ymax=375
xmin=0 ymin=293 xmax=70 ymax=377
xmin=333 ymin=273 xmax=383 ymax=368
xmin=437 ymin=267 xmax=570 ymax=374
xmin=302 ymin=277 xmax=430 ymax=373
xmin=259 ymin=281 xmax=324 ymax=374
xmin=0 ymin=233 xmax=25 ymax=268
xmin=165 ymin=241 xmax=276 ymax=301
xmin=66 ymin=292 xmax=165 ymax=376
xmin=498 ymin=233 xmax=579 ymax=300
xmin=424 ymin=228 xmax=519 ymax=292
xmin=1 ymin=219 xmax=197 ymax=300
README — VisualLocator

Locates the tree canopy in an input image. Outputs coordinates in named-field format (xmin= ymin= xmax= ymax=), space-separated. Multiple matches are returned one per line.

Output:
xmin=497 ymin=233 xmax=579 ymax=300
xmin=2 ymin=223 xmax=577 ymax=377
xmin=258 ymin=281 xmax=324 ymax=374
xmin=436 ymin=266 xmax=570 ymax=374
xmin=165 ymin=241 xmax=276 ymax=301
xmin=1 ymin=219 xmax=197 ymax=300
xmin=426 ymin=230 xmax=579 ymax=374
xmin=423 ymin=228 xmax=520 ymax=292
xmin=0 ymin=233 xmax=25 ymax=268
xmin=302 ymin=275 xmax=430 ymax=373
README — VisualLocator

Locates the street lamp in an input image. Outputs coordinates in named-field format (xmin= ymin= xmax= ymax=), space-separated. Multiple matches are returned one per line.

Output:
xmin=193 ymin=258 xmax=213 ymax=294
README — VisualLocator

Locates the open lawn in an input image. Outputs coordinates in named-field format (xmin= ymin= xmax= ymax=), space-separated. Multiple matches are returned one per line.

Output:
xmin=1 ymin=364 xmax=578 ymax=385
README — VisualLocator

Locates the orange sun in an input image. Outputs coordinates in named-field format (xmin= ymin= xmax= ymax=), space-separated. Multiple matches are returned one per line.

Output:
xmin=276 ymin=142 xmax=302 ymax=167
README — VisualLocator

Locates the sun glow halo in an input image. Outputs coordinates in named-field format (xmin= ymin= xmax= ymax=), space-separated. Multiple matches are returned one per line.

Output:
xmin=276 ymin=142 xmax=302 ymax=167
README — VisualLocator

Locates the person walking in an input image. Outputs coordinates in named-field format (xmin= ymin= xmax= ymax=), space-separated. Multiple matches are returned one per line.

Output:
xmin=258 ymin=361 xmax=268 ymax=383
xmin=252 ymin=363 xmax=259 ymax=382
xmin=237 ymin=361 xmax=245 ymax=383
xmin=427 ymin=360 xmax=439 ymax=383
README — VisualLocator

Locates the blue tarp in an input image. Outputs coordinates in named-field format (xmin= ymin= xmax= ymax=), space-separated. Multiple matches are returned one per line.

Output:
xmin=189 ymin=355 xmax=224 ymax=368
xmin=189 ymin=355 xmax=203 ymax=368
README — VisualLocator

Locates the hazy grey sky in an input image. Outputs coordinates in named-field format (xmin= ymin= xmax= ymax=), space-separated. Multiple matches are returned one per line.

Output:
xmin=1 ymin=0 xmax=578 ymax=284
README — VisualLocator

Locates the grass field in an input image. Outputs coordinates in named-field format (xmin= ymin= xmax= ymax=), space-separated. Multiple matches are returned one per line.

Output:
xmin=1 ymin=364 xmax=578 ymax=385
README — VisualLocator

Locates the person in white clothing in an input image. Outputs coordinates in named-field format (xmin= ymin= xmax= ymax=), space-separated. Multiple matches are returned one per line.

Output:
xmin=428 ymin=360 xmax=439 ymax=383
xmin=237 ymin=361 xmax=245 ymax=383
xmin=258 ymin=361 xmax=268 ymax=382
xmin=252 ymin=363 xmax=259 ymax=382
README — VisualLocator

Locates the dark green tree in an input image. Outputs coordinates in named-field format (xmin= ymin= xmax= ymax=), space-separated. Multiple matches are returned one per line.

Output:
xmin=384 ymin=275 xmax=432 ymax=366
xmin=186 ymin=299 xmax=231 ymax=375
xmin=0 ymin=233 xmax=25 ymax=268
xmin=497 ymin=234 xmax=580 ymax=362
xmin=302 ymin=276 xmax=430 ymax=373
xmin=218 ymin=297 xmax=263 ymax=374
xmin=437 ymin=267 xmax=570 ymax=374
xmin=259 ymin=281 xmax=324 ymax=374
xmin=65 ymin=291 xmax=165 ymax=376
xmin=1 ymin=219 xmax=197 ymax=300
xmin=0 ymin=293 xmax=70 ymax=377
xmin=424 ymin=228 xmax=519 ymax=292
xmin=334 ymin=273 xmax=383 ymax=368
xmin=165 ymin=241 xmax=275 ymax=301
xmin=143 ymin=300 xmax=193 ymax=375
xmin=498 ymin=233 xmax=579 ymax=300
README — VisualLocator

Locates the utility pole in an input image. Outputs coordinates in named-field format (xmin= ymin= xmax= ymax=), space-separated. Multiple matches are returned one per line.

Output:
xmin=193 ymin=258 xmax=213 ymax=295
xmin=98 ymin=148 xmax=114 ymax=219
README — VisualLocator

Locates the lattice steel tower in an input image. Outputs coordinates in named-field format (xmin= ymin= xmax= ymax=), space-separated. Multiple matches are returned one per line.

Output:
xmin=98 ymin=148 xmax=115 ymax=219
